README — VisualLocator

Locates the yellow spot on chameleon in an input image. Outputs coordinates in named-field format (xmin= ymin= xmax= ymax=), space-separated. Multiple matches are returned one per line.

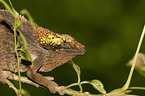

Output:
xmin=46 ymin=38 xmax=52 ymax=44
xmin=48 ymin=34 xmax=55 ymax=39
xmin=62 ymin=35 xmax=73 ymax=43
xmin=51 ymin=38 xmax=62 ymax=45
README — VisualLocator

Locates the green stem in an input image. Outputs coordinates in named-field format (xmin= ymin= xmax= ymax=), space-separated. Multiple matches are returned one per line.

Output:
xmin=66 ymin=83 xmax=79 ymax=88
xmin=14 ymin=23 xmax=22 ymax=94
xmin=0 ymin=0 xmax=22 ymax=94
xmin=7 ymin=0 xmax=22 ymax=93
xmin=0 ymin=0 xmax=13 ymax=16
xmin=66 ymin=81 xmax=89 ymax=88
xmin=129 ymin=87 xmax=145 ymax=90
xmin=122 ymin=25 xmax=145 ymax=90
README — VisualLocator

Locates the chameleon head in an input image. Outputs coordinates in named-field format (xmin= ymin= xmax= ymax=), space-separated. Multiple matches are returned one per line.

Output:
xmin=33 ymin=27 xmax=85 ymax=55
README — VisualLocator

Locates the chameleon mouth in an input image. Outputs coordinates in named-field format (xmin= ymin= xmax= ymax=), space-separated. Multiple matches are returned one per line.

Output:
xmin=55 ymin=48 xmax=86 ymax=55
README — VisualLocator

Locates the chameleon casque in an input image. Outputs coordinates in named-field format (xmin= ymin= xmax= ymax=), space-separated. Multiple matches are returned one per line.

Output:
xmin=0 ymin=9 xmax=85 ymax=93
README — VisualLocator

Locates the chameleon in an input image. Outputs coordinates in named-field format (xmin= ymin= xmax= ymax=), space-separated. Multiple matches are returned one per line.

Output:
xmin=0 ymin=9 xmax=85 ymax=93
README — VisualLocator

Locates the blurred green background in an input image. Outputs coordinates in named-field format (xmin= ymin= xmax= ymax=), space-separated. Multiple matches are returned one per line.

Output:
xmin=1 ymin=0 xmax=145 ymax=95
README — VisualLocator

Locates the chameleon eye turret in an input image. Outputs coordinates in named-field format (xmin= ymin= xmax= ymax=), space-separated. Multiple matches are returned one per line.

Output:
xmin=59 ymin=34 xmax=84 ymax=49
xmin=61 ymin=34 xmax=73 ymax=48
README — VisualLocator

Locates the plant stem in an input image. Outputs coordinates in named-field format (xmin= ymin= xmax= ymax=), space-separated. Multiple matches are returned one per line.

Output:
xmin=0 ymin=0 xmax=13 ymax=16
xmin=129 ymin=87 xmax=145 ymax=90
xmin=14 ymin=21 xmax=22 ymax=94
xmin=7 ymin=0 xmax=22 ymax=93
xmin=122 ymin=25 xmax=145 ymax=90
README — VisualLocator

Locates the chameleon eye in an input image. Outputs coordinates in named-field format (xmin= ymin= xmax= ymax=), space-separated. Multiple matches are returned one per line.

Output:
xmin=63 ymin=40 xmax=67 ymax=44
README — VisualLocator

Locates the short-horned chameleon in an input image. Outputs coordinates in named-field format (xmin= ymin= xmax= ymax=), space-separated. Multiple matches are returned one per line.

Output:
xmin=0 ymin=9 xmax=85 ymax=93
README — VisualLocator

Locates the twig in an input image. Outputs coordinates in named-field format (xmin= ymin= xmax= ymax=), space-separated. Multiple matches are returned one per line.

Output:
xmin=7 ymin=72 xmax=40 ymax=87
xmin=6 ymin=73 xmax=100 ymax=96
xmin=6 ymin=79 xmax=21 ymax=96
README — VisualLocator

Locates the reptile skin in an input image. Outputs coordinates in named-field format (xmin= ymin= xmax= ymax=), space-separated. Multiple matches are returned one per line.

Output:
xmin=0 ymin=9 xmax=85 ymax=93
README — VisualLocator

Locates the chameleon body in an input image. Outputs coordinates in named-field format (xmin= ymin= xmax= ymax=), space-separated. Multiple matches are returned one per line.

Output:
xmin=0 ymin=9 xmax=85 ymax=93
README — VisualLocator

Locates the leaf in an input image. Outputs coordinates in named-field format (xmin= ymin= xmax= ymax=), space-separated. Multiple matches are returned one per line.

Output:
xmin=127 ymin=53 xmax=145 ymax=77
xmin=20 ymin=9 xmax=39 ymax=27
xmin=70 ymin=60 xmax=83 ymax=92
xmin=72 ymin=61 xmax=81 ymax=81
xmin=81 ymin=80 xmax=106 ymax=94
xmin=16 ymin=37 xmax=21 ymax=49
xmin=90 ymin=80 xmax=106 ymax=94
xmin=18 ymin=29 xmax=28 ymax=49
xmin=20 ymin=46 xmax=32 ymax=62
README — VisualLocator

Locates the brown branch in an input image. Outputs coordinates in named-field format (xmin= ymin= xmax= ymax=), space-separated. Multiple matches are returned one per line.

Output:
xmin=5 ymin=71 xmax=129 ymax=96
xmin=5 ymin=71 xmax=40 ymax=87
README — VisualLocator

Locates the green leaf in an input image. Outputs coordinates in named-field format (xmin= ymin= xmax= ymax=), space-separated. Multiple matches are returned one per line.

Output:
xmin=80 ymin=80 xmax=106 ymax=94
xmin=16 ymin=37 xmax=21 ymax=49
xmin=20 ymin=46 xmax=32 ymax=62
xmin=20 ymin=9 xmax=39 ymax=27
xmin=70 ymin=60 xmax=83 ymax=92
xmin=90 ymin=80 xmax=106 ymax=94
xmin=72 ymin=61 xmax=81 ymax=81
xmin=21 ymin=55 xmax=31 ymax=62
xmin=13 ymin=9 xmax=19 ymax=19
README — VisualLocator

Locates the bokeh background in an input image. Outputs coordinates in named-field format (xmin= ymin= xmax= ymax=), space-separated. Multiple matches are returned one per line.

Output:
xmin=1 ymin=0 xmax=145 ymax=95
